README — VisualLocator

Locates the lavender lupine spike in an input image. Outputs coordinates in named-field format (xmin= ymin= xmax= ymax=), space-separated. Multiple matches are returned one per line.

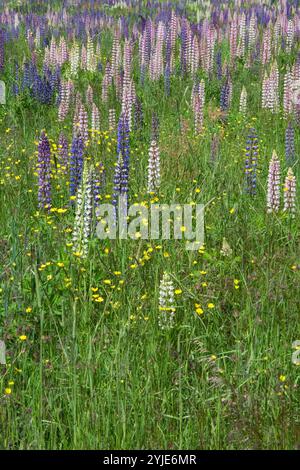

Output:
xmin=267 ymin=150 xmax=281 ymax=213
xmin=70 ymin=133 xmax=84 ymax=198
xmin=147 ymin=140 xmax=160 ymax=194
xmin=58 ymin=132 xmax=69 ymax=174
xmin=117 ymin=113 xmax=130 ymax=165
xmin=72 ymin=163 xmax=93 ymax=258
xmin=285 ymin=121 xmax=295 ymax=166
xmin=113 ymin=114 xmax=130 ymax=209
xmin=58 ymin=79 xmax=72 ymax=121
xmin=283 ymin=168 xmax=296 ymax=217
xmin=262 ymin=26 xmax=271 ymax=65
xmin=112 ymin=152 xmax=129 ymax=210
xmin=220 ymin=79 xmax=231 ymax=115
xmin=244 ymin=128 xmax=258 ymax=196
xmin=37 ymin=131 xmax=51 ymax=210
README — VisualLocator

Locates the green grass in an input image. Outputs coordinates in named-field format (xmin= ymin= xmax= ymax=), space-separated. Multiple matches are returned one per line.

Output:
xmin=0 ymin=3 xmax=300 ymax=450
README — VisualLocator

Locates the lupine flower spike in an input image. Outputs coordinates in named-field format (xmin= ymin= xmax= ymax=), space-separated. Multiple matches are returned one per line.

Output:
xmin=158 ymin=272 xmax=176 ymax=330
xmin=267 ymin=150 xmax=281 ymax=213
xmin=283 ymin=168 xmax=296 ymax=217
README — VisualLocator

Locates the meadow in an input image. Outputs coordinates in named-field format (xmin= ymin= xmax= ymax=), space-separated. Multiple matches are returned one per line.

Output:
xmin=0 ymin=0 xmax=299 ymax=450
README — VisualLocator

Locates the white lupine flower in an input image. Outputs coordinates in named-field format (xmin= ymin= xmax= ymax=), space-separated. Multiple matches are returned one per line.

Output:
xmin=72 ymin=164 xmax=93 ymax=258
xmin=158 ymin=273 xmax=175 ymax=330
xmin=109 ymin=108 xmax=116 ymax=130
xmin=147 ymin=139 xmax=160 ymax=194
xmin=91 ymin=103 xmax=100 ymax=133
xmin=267 ymin=150 xmax=281 ymax=213
xmin=239 ymin=86 xmax=247 ymax=116
xmin=70 ymin=41 xmax=80 ymax=77
xmin=283 ymin=168 xmax=296 ymax=217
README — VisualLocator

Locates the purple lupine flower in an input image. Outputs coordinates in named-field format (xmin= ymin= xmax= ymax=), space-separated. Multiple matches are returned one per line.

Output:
xmin=244 ymin=128 xmax=258 ymax=196
xmin=70 ymin=133 xmax=84 ymax=198
xmin=285 ymin=121 xmax=295 ymax=166
xmin=113 ymin=114 xmax=130 ymax=209
xmin=267 ymin=150 xmax=281 ymax=213
xmin=37 ymin=131 xmax=51 ymax=210
xmin=13 ymin=62 xmax=19 ymax=96
xmin=112 ymin=152 xmax=129 ymax=209
xmin=220 ymin=78 xmax=231 ymax=115
xmin=216 ymin=50 xmax=222 ymax=81
xmin=117 ymin=113 xmax=130 ymax=168
xmin=180 ymin=18 xmax=189 ymax=75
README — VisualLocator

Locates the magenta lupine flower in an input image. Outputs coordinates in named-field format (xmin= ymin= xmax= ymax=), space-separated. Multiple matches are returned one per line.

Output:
xmin=267 ymin=150 xmax=281 ymax=213
xmin=283 ymin=168 xmax=296 ymax=217
xmin=37 ymin=131 xmax=51 ymax=210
